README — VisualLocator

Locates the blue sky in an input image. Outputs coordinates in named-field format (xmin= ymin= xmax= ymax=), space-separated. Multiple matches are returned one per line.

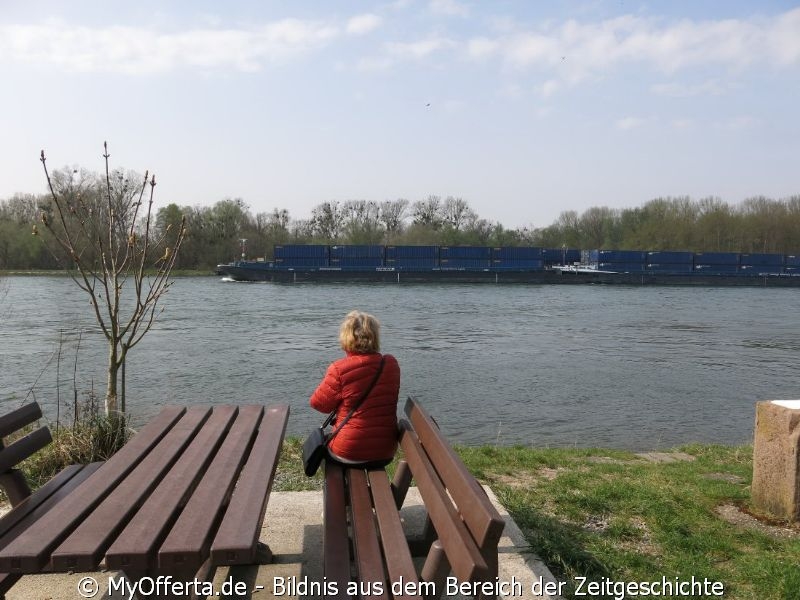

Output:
xmin=1 ymin=1 xmax=798 ymax=229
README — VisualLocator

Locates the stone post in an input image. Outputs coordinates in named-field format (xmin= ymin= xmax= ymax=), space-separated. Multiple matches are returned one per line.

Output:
xmin=752 ymin=400 xmax=800 ymax=522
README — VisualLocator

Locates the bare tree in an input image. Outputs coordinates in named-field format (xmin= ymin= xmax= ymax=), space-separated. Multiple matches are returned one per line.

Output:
xmin=311 ymin=201 xmax=345 ymax=241
xmin=36 ymin=143 xmax=186 ymax=417
xmin=378 ymin=199 xmax=409 ymax=239
xmin=412 ymin=195 xmax=443 ymax=229
xmin=342 ymin=200 xmax=382 ymax=243
xmin=441 ymin=196 xmax=474 ymax=231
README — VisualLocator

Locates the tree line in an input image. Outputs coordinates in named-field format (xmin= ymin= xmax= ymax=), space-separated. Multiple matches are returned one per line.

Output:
xmin=2 ymin=166 xmax=799 ymax=271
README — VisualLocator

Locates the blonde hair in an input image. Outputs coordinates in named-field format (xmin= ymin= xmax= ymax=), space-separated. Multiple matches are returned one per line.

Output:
xmin=339 ymin=310 xmax=381 ymax=353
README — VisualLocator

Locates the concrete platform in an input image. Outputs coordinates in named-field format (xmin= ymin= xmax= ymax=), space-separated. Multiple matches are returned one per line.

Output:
xmin=4 ymin=487 xmax=562 ymax=600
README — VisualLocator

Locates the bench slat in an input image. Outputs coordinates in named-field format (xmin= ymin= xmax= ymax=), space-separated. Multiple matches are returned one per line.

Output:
xmin=0 ymin=464 xmax=96 ymax=545
xmin=210 ymin=404 xmax=289 ymax=565
xmin=105 ymin=405 xmax=239 ymax=572
xmin=0 ymin=463 xmax=102 ymax=598
xmin=0 ymin=404 xmax=42 ymax=440
xmin=405 ymin=399 xmax=504 ymax=549
xmin=324 ymin=462 xmax=351 ymax=599
xmin=348 ymin=469 xmax=389 ymax=600
xmin=398 ymin=421 xmax=488 ymax=583
xmin=49 ymin=407 xmax=212 ymax=572
xmin=158 ymin=405 xmax=262 ymax=570
xmin=368 ymin=469 xmax=422 ymax=600
xmin=0 ymin=428 xmax=53 ymax=474
xmin=0 ymin=406 xmax=185 ymax=573
xmin=0 ymin=463 xmax=103 ymax=570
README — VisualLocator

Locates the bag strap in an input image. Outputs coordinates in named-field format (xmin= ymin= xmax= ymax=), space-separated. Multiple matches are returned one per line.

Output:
xmin=324 ymin=355 xmax=386 ymax=444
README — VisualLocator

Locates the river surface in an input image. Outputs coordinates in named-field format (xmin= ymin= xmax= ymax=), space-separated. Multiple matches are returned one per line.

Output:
xmin=1 ymin=276 xmax=799 ymax=449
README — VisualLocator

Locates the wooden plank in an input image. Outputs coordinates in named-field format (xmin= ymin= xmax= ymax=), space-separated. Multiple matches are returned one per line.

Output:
xmin=348 ymin=469 xmax=388 ymax=600
xmin=398 ymin=421 xmax=487 ymax=583
xmin=368 ymin=469 xmax=422 ymax=600
xmin=323 ymin=461 xmax=350 ymax=599
xmin=105 ymin=405 xmax=238 ymax=572
xmin=50 ymin=407 xmax=212 ymax=572
xmin=0 ymin=465 xmax=85 ymax=542
xmin=158 ymin=405 xmax=262 ymax=571
xmin=210 ymin=404 xmax=289 ymax=565
xmin=0 ymin=463 xmax=103 ymax=553
xmin=0 ymin=406 xmax=185 ymax=573
xmin=0 ymin=403 xmax=42 ymax=439
xmin=0 ymin=428 xmax=52 ymax=474
xmin=405 ymin=399 xmax=504 ymax=548
xmin=0 ymin=470 xmax=32 ymax=508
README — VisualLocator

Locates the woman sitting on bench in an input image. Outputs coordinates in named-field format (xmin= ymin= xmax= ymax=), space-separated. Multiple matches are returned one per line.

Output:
xmin=310 ymin=310 xmax=400 ymax=468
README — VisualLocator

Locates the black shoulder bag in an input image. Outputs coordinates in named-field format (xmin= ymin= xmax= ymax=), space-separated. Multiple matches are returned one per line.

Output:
xmin=302 ymin=356 xmax=386 ymax=476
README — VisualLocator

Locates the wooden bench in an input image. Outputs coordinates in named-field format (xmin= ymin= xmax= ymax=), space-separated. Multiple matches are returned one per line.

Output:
xmin=0 ymin=402 xmax=289 ymax=599
xmin=323 ymin=398 xmax=504 ymax=600
xmin=0 ymin=402 xmax=104 ymax=598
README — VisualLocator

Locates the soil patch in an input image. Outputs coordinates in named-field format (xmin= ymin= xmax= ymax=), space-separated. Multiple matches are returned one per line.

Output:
xmin=635 ymin=451 xmax=696 ymax=463
xmin=715 ymin=504 xmax=800 ymax=539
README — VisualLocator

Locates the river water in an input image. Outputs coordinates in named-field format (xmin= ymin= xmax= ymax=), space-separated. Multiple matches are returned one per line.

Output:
xmin=1 ymin=276 xmax=798 ymax=450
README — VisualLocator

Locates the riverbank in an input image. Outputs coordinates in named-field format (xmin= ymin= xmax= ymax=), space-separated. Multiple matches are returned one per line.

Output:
xmin=0 ymin=269 xmax=215 ymax=277
xmin=276 ymin=440 xmax=798 ymax=600
xmin=6 ymin=438 xmax=798 ymax=599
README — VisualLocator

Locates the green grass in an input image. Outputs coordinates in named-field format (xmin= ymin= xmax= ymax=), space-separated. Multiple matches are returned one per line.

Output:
xmin=458 ymin=444 xmax=800 ymax=600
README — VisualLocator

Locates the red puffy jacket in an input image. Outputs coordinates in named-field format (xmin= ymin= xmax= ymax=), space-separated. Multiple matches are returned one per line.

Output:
xmin=310 ymin=352 xmax=400 ymax=462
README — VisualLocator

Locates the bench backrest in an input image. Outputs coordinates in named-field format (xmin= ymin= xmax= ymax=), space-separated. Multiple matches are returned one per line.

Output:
xmin=399 ymin=398 xmax=504 ymax=583
xmin=0 ymin=402 xmax=52 ymax=506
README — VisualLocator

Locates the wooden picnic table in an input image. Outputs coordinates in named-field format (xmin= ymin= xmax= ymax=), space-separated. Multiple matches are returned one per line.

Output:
xmin=0 ymin=404 xmax=289 ymax=585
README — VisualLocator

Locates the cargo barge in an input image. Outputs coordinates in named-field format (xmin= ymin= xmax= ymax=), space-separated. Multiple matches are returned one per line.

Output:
xmin=216 ymin=245 xmax=800 ymax=286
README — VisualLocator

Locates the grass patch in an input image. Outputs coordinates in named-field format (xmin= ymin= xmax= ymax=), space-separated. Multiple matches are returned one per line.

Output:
xmin=458 ymin=444 xmax=800 ymax=600
xmin=2 ymin=412 xmax=131 ymax=500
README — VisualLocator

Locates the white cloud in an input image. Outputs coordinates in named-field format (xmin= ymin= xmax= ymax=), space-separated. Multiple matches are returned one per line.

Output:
xmin=346 ymin=14 xmax=383 ymax=35
xmin=465 ymin=8 xmax=800 ymax=91
xmin=616 ymin=116 xmax=645 ymax=130
xmin=538 ymin=79 xmax=560 ymax=97
xmin=0 ymin=19 xmax=339 ymax=73
xmin=650 ymin=79 xmax=726 ymax=97
xmin=429 ymin=0 xmax=469 ymax=18
xmin=717 ymin=115 xmax=759 ymax=131
xmin=467 ymin=37 xmax=498 ymax=60
xmin=671 ymin=118 xmax=694 ymax=130
xmin=385 ymin=37 xmax=456 ymax=60
xmin=356 ymin=56 xmax=396 ymax=72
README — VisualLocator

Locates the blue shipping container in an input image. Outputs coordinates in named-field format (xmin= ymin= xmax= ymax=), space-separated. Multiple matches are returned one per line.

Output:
xmin=646 ymin=263 xmax=694 ymax=273
xmin=386 ymin=246 xmax=439 ymax=259
xmin=739 ymin=253 xmax=784 ymax=266
xmin=693 ymin=252 xmax=739 ymax=265
xmin=542 ymin=248 xmax=582 ymax=263
xmin=492 ymin=246 xmax=543 ymax=260
xmin=386 ymin=258 xmax=438 ymax=269
xmin=785 ymin=255 xmax=800 ymax=267
xmin=598 ymin=262 xmax=645 ymax=272
xmin=738 ymin=264 xmax=783 ymax=274
xmin=329 ymin=245 xmax=384 ymax=259
xmin=439 ymin=259 xmax=490 ymax=269
xmin=440 ymin=246 xmax=491 ymax=259
xmin=694 ymin=264 xmax=738 ymax=273
xmin=329 ymin=257 xmax=383 ymax=267
xmin=491 ymin=259 xmax=544 ymax=270
xmin=274 ymin=257 xmax=329 ymax=267
xmin=598 ymin=250 xmax=646 ymax=263
xmin=274 ymin=245 xmax=329 ymax=259
xmin=646 ymin=251 xmax=693 ymax=264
